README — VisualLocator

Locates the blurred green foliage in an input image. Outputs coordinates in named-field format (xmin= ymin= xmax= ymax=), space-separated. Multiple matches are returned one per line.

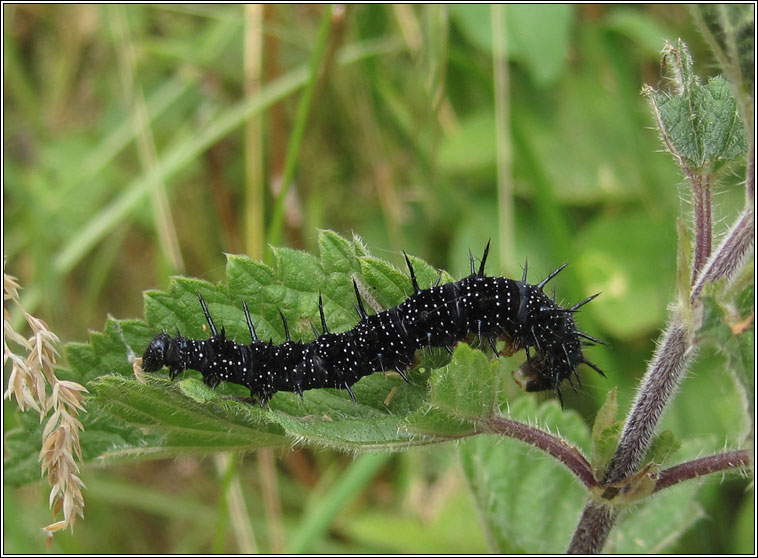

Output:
xmin=3 ymin=4 xmax=752 ymax=554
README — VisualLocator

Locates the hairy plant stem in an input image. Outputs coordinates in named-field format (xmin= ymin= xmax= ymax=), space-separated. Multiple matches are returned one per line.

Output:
xmin=691 ymin=171 xmax=713 ymax=284
xmin=567 ymin=145 xmax=754 ymax=554
xmin=691 ymin=204 xmax=755 ymax=301
xmin=604 ymin=323 xmax=696 ymax=486
xmin=654 ymin=449 xmax=752 ymax=492
xmin=568 ymin=504 xmax=616 ymax=554
xmin=486 ymin=416 xmax=598 ymax=489
xmin=691 ymin=140 xmax=755 ymax=301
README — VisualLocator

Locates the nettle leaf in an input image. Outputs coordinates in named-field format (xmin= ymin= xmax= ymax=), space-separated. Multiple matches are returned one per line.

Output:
xmin=644 ymin=39 xmax=747 ymax=169
xmin=406 ymin=344 xmax=502 ymax=438
xmin=8 ymin=230 xmax=569 ymax=484
xmin=91 ymin=375 xmax=289 ymax=457
xmin=459 ymin=397 xmax=592 ymax=554
xmin=93 ymin=232 xmax=445 ymax=456
xmin=692 ymin=4 xmax=755 ymax=100
xmin=696 ymin=269 xmax=755 ymax=428
xmin=644 ymin=429 xmax=681 ymax=468
xmin=591 ymin=387 xmax=623 ymax=477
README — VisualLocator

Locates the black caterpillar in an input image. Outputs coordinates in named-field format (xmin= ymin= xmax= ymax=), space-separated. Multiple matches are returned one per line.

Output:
xmin=142 ymin=243 xmax=605 ymax=406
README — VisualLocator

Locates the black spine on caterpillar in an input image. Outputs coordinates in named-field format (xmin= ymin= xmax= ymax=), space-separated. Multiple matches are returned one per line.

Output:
xmin=141 ymin=243 xmax=605 ymax=406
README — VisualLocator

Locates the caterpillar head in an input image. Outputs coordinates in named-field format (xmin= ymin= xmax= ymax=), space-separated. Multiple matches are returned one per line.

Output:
xmin=512 ymin=352 xmax=560 ymax=393
xmin=142 ymin=332 xmax=172 ymax=372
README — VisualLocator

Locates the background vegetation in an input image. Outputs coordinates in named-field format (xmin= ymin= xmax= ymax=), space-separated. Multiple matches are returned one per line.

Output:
xmin=3 ymin=4 xmax=752 ymax=553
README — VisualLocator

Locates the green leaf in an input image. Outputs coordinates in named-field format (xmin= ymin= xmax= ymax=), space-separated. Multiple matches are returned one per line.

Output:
xmin=449 ymin=5 xmax=493 ymax=54
xmin=692 ymin=5 xmax=755 ymax=101
xmin=732 ymin=486 xmax=756 ymax=553
xmin=359 ymin=256 xmax=416 ymax=310
xmin=406 ymin=345 xmax=501 ymax=439
xmin=508 ymin=23 xmax=675 ymax=207
xmin=591 ymin=387 xmax=623 ymax=477
xmin=505 ymin=4 xmax=574 ymax=86
xmin=318 ymin=228 xmax=360 ymax=273
xmin=695 ymin=270 xmax=755 ymax=430
xmin=644 ymin=429 xmax=681 ymax=467
xmin=645 ymin=39 xmax=747 ymax=168
xmin=88 ymin=232 xmax=449 ymax=456
xmin=273 ymin=246 xmax=325 ymax=292
xmin=451 ymin=5 xmax=574 ymax=86
xmin=6 ymin=231 xmax=545 ymax=483
xmin=459 ymin=397 xmax=592 ymax=553
xmin=91 ymin=375 xmax=289 ymax=457
xmin=605 ymin=481 xmax=704 ymax=553
xmin=592 ymin=387 xmax=618 ymax=440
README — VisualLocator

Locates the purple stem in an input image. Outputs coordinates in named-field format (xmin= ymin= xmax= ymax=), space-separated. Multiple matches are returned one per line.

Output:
xmin=691 ymin=172 xmax=713 ymax=284
xmin=486 ymin=415 xmax=598 ymax=489
xmin=603 ymin=324 xmax=695 ymax=485
xmin=654 ymin=449 xmax=752 ymax=492
xmin=568 ymin=504 xmax=616 ymax=554
xmin=691 ymin=204 xmax=755 ymax=302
